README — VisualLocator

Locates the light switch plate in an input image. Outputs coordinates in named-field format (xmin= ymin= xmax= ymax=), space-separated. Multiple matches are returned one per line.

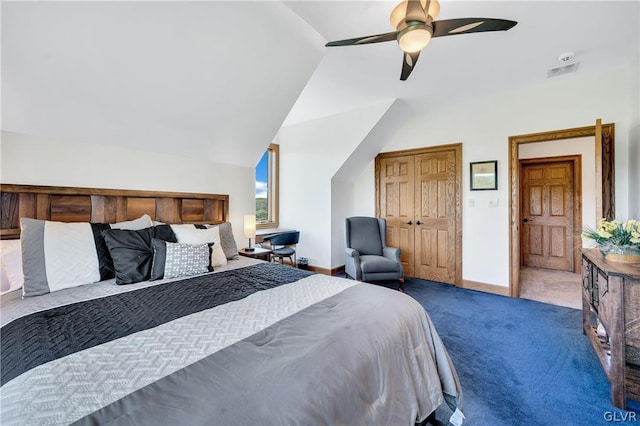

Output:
xmin=488 ymin=199 xmax=499 ymax=208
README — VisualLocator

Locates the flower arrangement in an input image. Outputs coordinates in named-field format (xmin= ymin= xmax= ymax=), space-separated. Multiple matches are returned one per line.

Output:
xmin=582 ymin=219 xmax=640 ymax=263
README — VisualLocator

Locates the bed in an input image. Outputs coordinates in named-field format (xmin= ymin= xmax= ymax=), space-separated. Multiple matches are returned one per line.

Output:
xmin=0 ymin=184 xmax=463 ymax=425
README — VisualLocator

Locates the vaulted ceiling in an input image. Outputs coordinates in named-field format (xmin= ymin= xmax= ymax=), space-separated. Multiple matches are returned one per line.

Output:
xmin=2 ymin=1 xmax=639 ymax=167
xmin=2 ymin=1 xmax=325 ymax=167
xmin=283 ymin=0 xmax=640 ymax=125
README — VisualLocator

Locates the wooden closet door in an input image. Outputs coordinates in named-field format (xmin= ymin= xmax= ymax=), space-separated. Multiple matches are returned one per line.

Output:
xmin=414 ymin=150 xmax=457 ymax=284
xmin=378 ymin=155 xmax=415 ymax=277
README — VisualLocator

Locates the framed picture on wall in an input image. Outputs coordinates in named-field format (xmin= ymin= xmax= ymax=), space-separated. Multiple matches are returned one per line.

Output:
xmin=470 ymin=160 xmax=498 ymax=190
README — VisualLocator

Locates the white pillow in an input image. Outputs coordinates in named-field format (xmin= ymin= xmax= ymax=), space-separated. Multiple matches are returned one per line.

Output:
xmin=0 ymin=239 xmax=24 ymax=294
xmin=1 ymin=266 xmax=9 ymax=294
xmin=170 ymin=225 xmax=227 ymax=267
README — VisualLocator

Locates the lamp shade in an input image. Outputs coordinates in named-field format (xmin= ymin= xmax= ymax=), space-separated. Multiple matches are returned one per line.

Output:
xmin=244 ymin=214 xmax=256 ymax=239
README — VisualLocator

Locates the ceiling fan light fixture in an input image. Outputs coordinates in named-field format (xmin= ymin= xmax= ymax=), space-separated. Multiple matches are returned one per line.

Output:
xmin=398 ymin=26 xmax=432 ymax=53
xmin=390 ymin=1 xmax=408 ymax=29
xmin=426 ymin=0 xmax=440 ymax=20
xmin=391 ymin=0 xmax=440 ymax=29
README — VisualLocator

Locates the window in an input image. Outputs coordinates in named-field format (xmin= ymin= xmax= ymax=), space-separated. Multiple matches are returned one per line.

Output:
xmin=255 ymin=143 xmax=279 ymax=228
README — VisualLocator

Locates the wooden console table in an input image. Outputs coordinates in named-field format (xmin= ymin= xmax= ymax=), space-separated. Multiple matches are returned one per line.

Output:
xmin=581 ymin=248 xmax=640 ymax=409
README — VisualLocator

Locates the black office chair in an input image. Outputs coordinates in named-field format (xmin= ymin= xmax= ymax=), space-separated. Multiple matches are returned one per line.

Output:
xmin=263 ymin=231 xmax=300 ymax=267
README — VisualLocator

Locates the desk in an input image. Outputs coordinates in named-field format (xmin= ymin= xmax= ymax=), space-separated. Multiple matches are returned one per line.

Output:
xmin=255 ymin=228 xmax=294 ymax=244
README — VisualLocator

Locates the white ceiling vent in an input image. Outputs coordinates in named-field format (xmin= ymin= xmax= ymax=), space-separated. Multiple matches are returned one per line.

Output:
xmin=547 ymin=62 xmax=580 ymax=78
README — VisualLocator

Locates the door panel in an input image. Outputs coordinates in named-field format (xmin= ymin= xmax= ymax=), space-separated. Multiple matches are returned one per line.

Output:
xmin=414 ymin=151 xmax=456 ymax=284
xmin=379 ymin=156 xmax=415 ymax=277
xmin=521 ymin=161 xmax=574 ymax=271
xmin=529 ymin=225 xmax=543 ymax=255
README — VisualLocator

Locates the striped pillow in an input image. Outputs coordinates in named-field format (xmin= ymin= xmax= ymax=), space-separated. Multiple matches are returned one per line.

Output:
xmin=20 ymin=215 xmax=154 ymax=297
xmin=21 ymin=218 xmax=102 ymax=297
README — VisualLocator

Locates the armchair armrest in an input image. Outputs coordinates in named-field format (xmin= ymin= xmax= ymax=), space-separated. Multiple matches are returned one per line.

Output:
xmin=345 ymin=248 xmax=360 ymax=258
xmin=383 ymin=247 xmax=401 ymax=262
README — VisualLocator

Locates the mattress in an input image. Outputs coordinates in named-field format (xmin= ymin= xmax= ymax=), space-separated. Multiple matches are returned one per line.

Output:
xmin=0 ymin=259 xmax=463 ymax=425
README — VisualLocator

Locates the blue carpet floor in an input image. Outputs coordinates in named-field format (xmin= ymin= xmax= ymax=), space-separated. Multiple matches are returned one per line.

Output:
xmin=385 ymin=277 xmax=639 ymax=425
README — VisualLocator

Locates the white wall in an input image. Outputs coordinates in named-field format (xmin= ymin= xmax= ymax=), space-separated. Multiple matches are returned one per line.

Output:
xmin=278 ymin=102 xmax=393 ymax=269
xmin=630 ymin=4 xmax=640 ymax=218
xmin=355 ymin=61 xmax=639 ymax=287
xmin=518 ymin=136 xmax=596 ymax=245
xmin=353 ymin=162 xmax=376 ymax=217
xmin=0 ymin=131 xmax=255 ymax=245
xmin=330 ymin=180 xmax=354 ymax=267
xmin=632 ymin=120 xmax=640 ymax=218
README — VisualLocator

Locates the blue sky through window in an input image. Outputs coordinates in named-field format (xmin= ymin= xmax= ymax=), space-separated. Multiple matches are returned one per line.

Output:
xmin=256 ymin=151 xmax=268 ymax=198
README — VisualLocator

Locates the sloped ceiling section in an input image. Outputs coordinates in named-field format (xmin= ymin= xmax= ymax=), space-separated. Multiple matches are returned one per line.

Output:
xmin=1 ymin=1 xmax=325 ymax=167
xmin=333 ymin=99 xmax=411 ymax=183
xmin=283 ymin=0 xmax=640 ymax=127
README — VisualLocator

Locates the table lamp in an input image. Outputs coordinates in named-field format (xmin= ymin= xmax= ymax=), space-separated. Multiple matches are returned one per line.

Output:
xmin=244 ymin=214 xmax=256 ymax=252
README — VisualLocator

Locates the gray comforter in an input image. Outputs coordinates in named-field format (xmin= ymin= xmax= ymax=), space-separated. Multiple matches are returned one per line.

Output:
xmin=1 ymin=262 xmax=463 ymax=425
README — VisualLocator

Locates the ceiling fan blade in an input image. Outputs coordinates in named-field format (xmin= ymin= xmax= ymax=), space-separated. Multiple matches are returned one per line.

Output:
xmin=400 ymin=50 xmax=421 ymax=81
xmin=405 ymin=0 xmax=427 ymax=23
xmin=432 ymin=18 xmax=517 ymax=37
xmin=325 ymin=31 xmax=398 ymax=47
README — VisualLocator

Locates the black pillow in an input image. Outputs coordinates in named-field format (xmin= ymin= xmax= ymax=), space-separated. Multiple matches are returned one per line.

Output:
xmin=102 ymin=225 xmax=177 ymax=284
xmin=150 ymin=238 xmax=168 ymax=281
xmin=91 ymin=221 xmax=158 ymax=281
xmin=90 ymin=223 xmax=115 ymax=280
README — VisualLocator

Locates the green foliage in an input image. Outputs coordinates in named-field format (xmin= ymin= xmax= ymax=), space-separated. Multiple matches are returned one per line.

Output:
xmin=256 ymin=197 xmax=268 ymax=222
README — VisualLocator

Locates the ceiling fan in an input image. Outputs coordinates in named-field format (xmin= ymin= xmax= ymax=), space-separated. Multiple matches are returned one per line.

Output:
xmin=325 ymin=0 xmax=517 ymax=81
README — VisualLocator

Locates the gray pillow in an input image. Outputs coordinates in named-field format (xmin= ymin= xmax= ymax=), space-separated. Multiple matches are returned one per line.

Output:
xmin=208 ymin=222 xmax=239 ymax=259
xmin=111 ymin=214 xmax=153 ymax=230
xmin=151 ymin=239 xmax=211 ymax=280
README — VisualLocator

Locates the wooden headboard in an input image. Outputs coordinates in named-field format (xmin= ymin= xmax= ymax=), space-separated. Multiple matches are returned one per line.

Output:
xmin=0 ymin=184 xmax=229 ymax=240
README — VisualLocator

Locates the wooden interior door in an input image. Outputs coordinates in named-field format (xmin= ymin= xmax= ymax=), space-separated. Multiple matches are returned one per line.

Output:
xmin=414 ymin=150 xmax=457 ymax=284
xmin=521 ymin=160 xmax=574 ymax=272
xmin=378 ymin=155 xmax=415 ymax=277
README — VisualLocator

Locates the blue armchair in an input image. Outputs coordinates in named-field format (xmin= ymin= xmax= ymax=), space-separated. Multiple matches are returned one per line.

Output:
xmin=345 ymin=217 xmax=403 ymax=290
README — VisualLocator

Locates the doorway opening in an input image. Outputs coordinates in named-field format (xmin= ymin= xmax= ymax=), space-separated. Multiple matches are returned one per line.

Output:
xmin=519 ymin=156 xmax=582 ymax=308
xmin=508 ymin=120 xmax=615 ymax=300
